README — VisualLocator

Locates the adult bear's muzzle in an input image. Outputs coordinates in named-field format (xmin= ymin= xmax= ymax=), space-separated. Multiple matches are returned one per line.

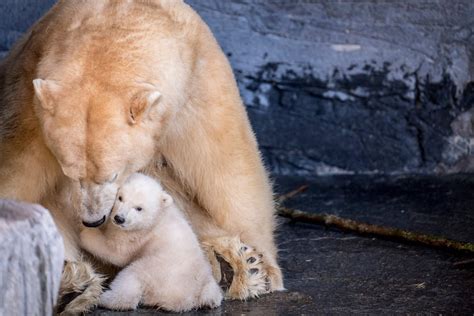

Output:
xmin=82 ymin=215 xmax=107 ymax=227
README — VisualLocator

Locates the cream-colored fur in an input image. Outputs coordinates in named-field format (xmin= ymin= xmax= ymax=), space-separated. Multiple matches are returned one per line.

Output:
xmin=0 ymin=0 xmax=283 ymax=308
xmin=57 ymin=261 xmax=105 ymax=315
xmin=80 ymin=173 xmax=222 ymax=311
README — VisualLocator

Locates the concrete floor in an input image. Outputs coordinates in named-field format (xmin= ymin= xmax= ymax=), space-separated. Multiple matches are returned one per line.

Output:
xmin=90 ymin=174 xmax=474 ymax=315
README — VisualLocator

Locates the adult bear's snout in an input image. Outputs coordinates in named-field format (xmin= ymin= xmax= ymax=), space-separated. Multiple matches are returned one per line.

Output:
xmin=82 ymin=215 xmax=106 ymax=228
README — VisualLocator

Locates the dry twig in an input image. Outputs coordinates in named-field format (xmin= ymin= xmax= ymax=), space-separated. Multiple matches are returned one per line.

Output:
xmin=276 ymin=185 xmax=474 ymax=253
xmin=277 ymin=184 xmax=309 ymax=203
xmin=452 ymin=258 xmax=474 ymax=267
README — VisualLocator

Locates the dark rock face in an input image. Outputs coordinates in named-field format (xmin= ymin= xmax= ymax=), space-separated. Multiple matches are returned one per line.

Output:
xmin=1 ymin=0 xmax=473 ymax=175
xmin=186 ymin=0 xmax=474 ymax=175
xmin=240 ymin=63 xmax=472 ymax=175
xmin=0 ymin=0 xmax=55 ymax=55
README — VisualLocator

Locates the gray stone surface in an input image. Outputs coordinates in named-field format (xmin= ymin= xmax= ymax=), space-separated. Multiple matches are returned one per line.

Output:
xmin=88 ymin=174 xmax=474 ymax=315
xmin=1 ymin=1 xmax=473 ymax=175
xmin=89 ymin=223 xmax=474 ymax=314
xmin=0 ymin=200 xmax=64 ymax=316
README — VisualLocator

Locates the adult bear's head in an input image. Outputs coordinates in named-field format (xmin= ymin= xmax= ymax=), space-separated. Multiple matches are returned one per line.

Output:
xmin=32 ymin=78 xmax=167 ymax=227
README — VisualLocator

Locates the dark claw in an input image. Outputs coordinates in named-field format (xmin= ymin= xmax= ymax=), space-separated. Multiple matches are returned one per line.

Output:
xmin=247 ymin=257 xmax=256 ymax=264
xmin=249 ymin=268 xmax=259 ymax=275
xmin=265 ymin=277 xmax=271 ymax=291
xmin=258 ymin=254 xmax=263 ymax=258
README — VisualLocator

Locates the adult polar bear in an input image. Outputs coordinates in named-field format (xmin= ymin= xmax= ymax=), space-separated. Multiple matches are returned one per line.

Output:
xmin=0 ymin=0 xmax=283 ymax=312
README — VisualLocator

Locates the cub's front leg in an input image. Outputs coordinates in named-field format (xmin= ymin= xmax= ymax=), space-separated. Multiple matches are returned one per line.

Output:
xmin=80 ymin=228 xmax=136 ymax=267
xmin=79 ymin=228 xmax=112 ymax=259
xmin=100 ymin=265 xmax=142 ymax=310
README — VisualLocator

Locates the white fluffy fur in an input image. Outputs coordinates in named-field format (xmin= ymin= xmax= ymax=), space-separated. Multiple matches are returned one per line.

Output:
xmin=80 ymin=173 xmax=222 ymax=312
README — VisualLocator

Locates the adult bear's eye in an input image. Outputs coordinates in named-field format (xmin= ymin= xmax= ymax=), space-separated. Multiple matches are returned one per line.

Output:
xmin=136 ymin=207 xmax=142 ymax=211
xmin=118 ymin=196 xmax=122 ymax=202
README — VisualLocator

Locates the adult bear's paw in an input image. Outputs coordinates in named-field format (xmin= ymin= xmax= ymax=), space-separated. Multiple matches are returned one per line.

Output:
xmin=202 ymin=236 xmax=277 ymax=300
xmin=56 ymin=261 xmax=105 ymax=315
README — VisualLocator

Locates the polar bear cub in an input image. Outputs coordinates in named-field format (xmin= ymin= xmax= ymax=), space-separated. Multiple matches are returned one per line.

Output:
xmin=79 ymin=173 xmax=223 ymax=312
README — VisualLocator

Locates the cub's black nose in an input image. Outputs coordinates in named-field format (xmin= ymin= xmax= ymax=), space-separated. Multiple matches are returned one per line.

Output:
xmin=114 ymin=215 xmax=125 ymax=225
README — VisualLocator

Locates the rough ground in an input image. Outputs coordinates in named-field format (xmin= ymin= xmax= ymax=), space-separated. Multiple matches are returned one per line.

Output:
xmin=90 ymin=174 xmax=474 ymax=315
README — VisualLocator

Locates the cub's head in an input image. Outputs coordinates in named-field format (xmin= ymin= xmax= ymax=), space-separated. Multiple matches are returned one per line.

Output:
xmin=110 ymin=173 xmax=173 ymax=231
xmin=32 ymin=79 xmax=170 ymax=227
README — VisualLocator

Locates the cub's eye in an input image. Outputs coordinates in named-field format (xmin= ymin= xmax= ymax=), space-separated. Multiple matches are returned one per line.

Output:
xmin=118 ymin=196 xmax=122 ymax=202
xmin=136 ymin=207 xmax=142 ymax=211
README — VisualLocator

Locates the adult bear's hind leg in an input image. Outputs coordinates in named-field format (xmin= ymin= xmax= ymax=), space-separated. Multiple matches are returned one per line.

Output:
xmin=56 ymin=261 xmax=105 ymax=315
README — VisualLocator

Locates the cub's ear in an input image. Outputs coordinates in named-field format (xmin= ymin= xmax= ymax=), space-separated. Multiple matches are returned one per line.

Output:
xmin=129 ymin=89 xmax=161 ymax=124
xmin=32 ymin=79 xmax=61 ymax=114
xmin=161 ymin=192 xmax=173 ymax=208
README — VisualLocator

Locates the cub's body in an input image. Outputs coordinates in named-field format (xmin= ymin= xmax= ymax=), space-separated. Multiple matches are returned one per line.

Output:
xmin=80 ymin=174 xmax=222 ymax=312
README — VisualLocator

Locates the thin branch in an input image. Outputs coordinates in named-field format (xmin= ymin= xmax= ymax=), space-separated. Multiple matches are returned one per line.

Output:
xmin=277 ymin=206 xmax=474 ymax=253
xmin=276 ymin=186 xmax=474 ymax=253
xmin=276 ymin=184 xmax=309 ymax=203
xmin=452 ymin=258 xmax=474 ymax=267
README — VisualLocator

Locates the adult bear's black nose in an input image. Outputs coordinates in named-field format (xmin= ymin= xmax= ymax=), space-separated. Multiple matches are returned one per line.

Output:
xmin=82 ymin=215 xmax=106 ymax=228
xmin=114 ymin=215 xmax=125 ymax=225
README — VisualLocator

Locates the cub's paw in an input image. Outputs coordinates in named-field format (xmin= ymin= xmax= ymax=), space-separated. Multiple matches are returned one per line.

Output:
xmin=199 ymin=280 xmax=223 ymax=309
xmin=99 ymin=289 xmax=139 ymax=311
xmin=203 ymin=237 xmax=278 ymax=300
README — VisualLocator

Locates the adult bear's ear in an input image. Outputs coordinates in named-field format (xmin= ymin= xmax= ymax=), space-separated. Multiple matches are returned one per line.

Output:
xmin=161 ymin=192 xmax=173 ymax=208
xmin=32 ymin=79 xmax=61 ymax=114
xmin=129 ymin=89 xmax=161 ymax=124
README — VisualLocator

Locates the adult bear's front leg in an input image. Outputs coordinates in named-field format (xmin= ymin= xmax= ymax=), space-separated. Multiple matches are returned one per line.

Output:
xmin=202 ymin=236 xmax=281 ymax=299
xmin=156 ymin=119 xmax=284 ymax=299
xmin=152 ymin=169 xmax=284 ymax=300
xmin=154 ymin=31 xmax=284 ymax=298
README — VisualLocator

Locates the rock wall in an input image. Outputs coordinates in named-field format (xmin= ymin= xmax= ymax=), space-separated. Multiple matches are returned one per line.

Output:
xmin=186 ymin=0 xmax=474 ymax=175
xmin=0 ymin=0 xmax=55 ymax=56
xmin=1 ymin=0 xmax=473 ymax=175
